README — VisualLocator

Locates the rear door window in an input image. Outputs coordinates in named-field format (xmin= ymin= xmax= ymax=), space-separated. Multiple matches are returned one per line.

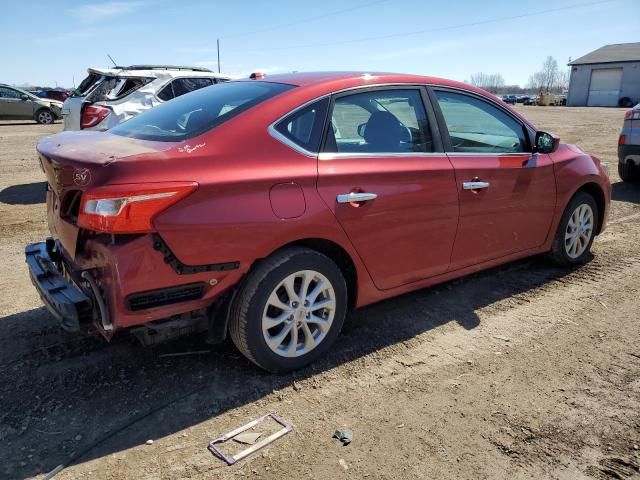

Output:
xmin=157 ymin=78 xmax=215 ymax=101
xmin=324 ymin=89 xmax=433 ymax=153
xmin=110 ymin=81 xmax=294 ymax=142
xmin=0 ymin=87 xmax=21 ymax=99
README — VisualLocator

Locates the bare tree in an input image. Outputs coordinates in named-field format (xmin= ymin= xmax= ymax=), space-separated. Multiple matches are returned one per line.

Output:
xmin=558 ymin=69 xmax=570 ymax=92
xmin=527 ymin=56 xmax=563 ymax=94
xmin=541 ymin=56 xmax=559 ymax=92
xmin=526 ymin=71 xmax=546 ymax=92
xmin=469 ymin=72 xmax=505 ymax=94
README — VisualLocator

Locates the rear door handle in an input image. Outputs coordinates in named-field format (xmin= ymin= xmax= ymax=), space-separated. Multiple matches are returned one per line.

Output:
xmin=336 ymin=192 xmax=378 ymax=204
xmin=462 ymin=181 xmax=490 ymax=190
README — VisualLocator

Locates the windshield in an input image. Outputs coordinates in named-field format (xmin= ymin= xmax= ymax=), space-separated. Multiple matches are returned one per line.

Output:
xmin=110 ymin=81 xmax=294 ymax=142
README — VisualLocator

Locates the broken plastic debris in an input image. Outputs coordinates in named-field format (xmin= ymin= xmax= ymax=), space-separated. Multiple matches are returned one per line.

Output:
xmin=333 ymin=429 xmax=353 ymax=446
xmin=233 ymin=432 xmax=263 ymax=445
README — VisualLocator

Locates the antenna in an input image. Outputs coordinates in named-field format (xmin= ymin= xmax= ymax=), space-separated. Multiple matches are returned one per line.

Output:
xmin=217 ymin=39 xmax=221 ymax=73
xmin=107 ymin=54 xmax=118 ymax=67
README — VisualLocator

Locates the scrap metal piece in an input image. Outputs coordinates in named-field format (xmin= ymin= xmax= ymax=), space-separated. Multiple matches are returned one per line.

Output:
xmin=333 ymin=429 xmax=353 ymax=446
xmin=208 ymin=413 xmax=292 ymax=465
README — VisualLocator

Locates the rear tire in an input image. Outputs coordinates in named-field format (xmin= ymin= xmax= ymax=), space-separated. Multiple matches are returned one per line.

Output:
xmin=229 ymin=247 xmax=347 ymax=373
xmin=35 ymin=109 xmax=54 ymax=125
xmin=548 ymin=192 xmax=598 ymax=267
xmin=618 ymin=161 xmax=640 ymax=183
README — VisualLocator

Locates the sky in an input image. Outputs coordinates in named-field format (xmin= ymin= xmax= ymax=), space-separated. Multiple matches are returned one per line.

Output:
xmin=1 ymin=0 xmax=639 ymax=88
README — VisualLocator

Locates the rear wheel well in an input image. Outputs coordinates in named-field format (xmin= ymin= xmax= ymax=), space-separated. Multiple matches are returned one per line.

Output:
xmin=574 ymin=183 xmax=606 ymax=234
xmin=276 ymin=238 xmax=358 ymax=311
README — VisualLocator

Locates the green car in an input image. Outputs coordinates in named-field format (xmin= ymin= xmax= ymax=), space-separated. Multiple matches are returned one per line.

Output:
xmin=0 ymin=84 xmax=63 ymax=124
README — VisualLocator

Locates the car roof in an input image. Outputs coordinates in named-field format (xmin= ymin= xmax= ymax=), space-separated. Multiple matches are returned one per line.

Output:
xmin=255 ymin=71 xmax=482 ymax=92
xmin=86 ymin=66 xmax=233 ymax=80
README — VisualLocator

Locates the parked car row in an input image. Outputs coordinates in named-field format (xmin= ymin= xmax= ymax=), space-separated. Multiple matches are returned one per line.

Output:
xmin=26 ymin=71 xmax=611 ymax=372
xmin=502 ymin=94 xmax=567 ymax=106
xmin=0 ymin=65 xmax=231 ymax=127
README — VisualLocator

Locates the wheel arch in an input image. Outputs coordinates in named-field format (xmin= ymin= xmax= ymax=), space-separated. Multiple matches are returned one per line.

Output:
xmin=572 ymin=182 xmax=606 ymax=235
xmin=271 ymin=238 xmax=359 ymax=311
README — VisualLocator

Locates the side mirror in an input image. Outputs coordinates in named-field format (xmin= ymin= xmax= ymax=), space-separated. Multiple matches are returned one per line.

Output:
xmin=357 ymin=123 xmax=366 ymax=137
xmin=20 ymin=94 xmax=29 ymax=101
xmin=535 ymin=131 xmax=559 ymax=154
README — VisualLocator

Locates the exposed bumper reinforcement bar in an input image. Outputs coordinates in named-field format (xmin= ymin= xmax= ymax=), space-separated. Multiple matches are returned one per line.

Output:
xmin=25 ymin=241 xmax=91 ymax=332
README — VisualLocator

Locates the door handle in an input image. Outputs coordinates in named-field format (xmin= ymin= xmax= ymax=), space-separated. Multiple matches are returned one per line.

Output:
xmin=462 ymin=181 xmax=490 ymax=190
xmin=336 ymin=192 xmax=378 ymax=204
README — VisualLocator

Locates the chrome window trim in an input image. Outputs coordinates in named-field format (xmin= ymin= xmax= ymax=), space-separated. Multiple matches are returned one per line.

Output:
xmin=445 ymin=152 xmax=533 ymax=157
xmin=319 ymin=152 xmax=447 ymax=160
xmin=267 ymin=81 xmax=532 ymax=158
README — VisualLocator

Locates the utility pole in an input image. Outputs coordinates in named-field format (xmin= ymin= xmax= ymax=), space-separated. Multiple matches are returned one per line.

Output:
xmin=217 ymin=39 xmax=221 ymax=73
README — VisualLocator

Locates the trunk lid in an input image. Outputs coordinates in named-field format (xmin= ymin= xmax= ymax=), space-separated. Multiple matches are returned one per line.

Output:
xmin=37 ymin=131 xmax=174 ymax=258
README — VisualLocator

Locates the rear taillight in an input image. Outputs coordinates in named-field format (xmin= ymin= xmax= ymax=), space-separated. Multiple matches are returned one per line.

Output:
xmin=619 ymin=135 xmax=626 ymax=146
xmin=81 ymin=104 xmax=111 ymax=129
xmin=77 ymin=182 xmax=197 ymax=233
xmin=624 ymin=109 xmax=640 ymax=120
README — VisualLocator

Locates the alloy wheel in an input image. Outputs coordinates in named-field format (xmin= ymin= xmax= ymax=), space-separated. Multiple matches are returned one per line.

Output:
xmin=261 ymin=270 xmax=336 ymax=358
xmin=564 ymin=203 xmax=594 ymax=259
xmin=38 ymin=111 xmax=53 ymax=124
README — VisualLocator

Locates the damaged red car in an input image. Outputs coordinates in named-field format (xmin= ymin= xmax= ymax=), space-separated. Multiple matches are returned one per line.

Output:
xmin=27 ymin=72 xmax=611 ymax=372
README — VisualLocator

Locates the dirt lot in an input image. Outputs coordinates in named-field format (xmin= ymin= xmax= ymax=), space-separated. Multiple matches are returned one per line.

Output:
xmin=1 ymin=106 xmax=639 ymax=480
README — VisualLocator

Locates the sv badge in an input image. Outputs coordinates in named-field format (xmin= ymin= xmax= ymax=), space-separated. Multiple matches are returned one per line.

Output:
xmin=73 ymin=168 xmax=91 ymax=186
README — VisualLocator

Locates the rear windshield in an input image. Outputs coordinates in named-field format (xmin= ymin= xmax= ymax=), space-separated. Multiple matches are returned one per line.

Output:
xmin=86 ymin=76 xmax=152 ymax=102
xmin=110 ymin=81 xmax=294 ymax=142
xmin=72 ymin=73 xmax=102 ymax=97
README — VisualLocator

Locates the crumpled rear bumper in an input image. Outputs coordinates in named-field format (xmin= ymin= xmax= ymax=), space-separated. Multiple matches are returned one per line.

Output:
xmin=25 ymin=241 xmax=91 ymax=331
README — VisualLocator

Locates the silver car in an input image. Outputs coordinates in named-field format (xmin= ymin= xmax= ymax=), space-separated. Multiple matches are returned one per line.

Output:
xmin=618 ymin=103 xmax=640 ymax=182
xmin=0 ymin=84 xmax=63 ymax=124
xmin=63 ymin=65 xmax=231 ymax=131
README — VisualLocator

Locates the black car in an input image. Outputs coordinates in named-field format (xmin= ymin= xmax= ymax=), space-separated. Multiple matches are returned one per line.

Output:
xmin=501 ymin=95 xmax=517 ymax=104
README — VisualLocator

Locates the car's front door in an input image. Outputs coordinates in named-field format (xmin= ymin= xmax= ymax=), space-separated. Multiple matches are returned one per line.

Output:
xmin=316 ymin=87 xmax=459 ymax=290
xmin=431 ymin=89 xmax=556 ymax=270
xmin=0 ymin=87 xmax=34 ymax=119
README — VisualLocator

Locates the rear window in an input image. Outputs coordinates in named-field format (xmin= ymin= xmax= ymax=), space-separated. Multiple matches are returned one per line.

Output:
xmin=110 ymin=81 xmax=294 ymax=142
xmin=86 ymin=76 xmax=152 ymax=102
xmin=72 ymin=73 xmax=102 ymax=97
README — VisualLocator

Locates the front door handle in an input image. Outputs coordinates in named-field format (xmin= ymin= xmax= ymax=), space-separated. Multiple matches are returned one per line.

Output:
xmin=336 ymin=192 xmax=378 ymax=204
xmin=462 ymin=181 xmax=490 ymax=190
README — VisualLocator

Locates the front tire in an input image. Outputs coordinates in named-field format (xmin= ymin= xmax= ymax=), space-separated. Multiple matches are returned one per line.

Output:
xmin=229 ymin=247 xmax=347 ymax=373
xmin=35 ymin=109 xmax=54 ymax=125
xmin=548 ymin=192 xmax=598 ymax=267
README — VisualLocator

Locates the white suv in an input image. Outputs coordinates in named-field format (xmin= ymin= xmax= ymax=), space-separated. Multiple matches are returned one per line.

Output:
xmin=62 ymin=65 xmax=231 ymax=131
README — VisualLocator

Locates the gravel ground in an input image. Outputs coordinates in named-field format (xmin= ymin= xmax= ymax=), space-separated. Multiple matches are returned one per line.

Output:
xmin=0 ymin=106 xmax=639 ymax=480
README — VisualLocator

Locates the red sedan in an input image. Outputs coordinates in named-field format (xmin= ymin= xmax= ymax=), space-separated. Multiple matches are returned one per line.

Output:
xmin=27 ymin=72 xmax=611 ymax=372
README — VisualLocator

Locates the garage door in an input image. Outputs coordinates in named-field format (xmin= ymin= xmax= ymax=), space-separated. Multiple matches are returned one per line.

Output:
xmin=587 ymin=68 xmax=623 ymax=106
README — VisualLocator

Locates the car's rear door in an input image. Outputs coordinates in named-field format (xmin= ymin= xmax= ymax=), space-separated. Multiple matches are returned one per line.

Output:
xmin=430 ymin=88 xmax=556 ymax=270
xmin=316 ymin=86 xmax=459 ymax=290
